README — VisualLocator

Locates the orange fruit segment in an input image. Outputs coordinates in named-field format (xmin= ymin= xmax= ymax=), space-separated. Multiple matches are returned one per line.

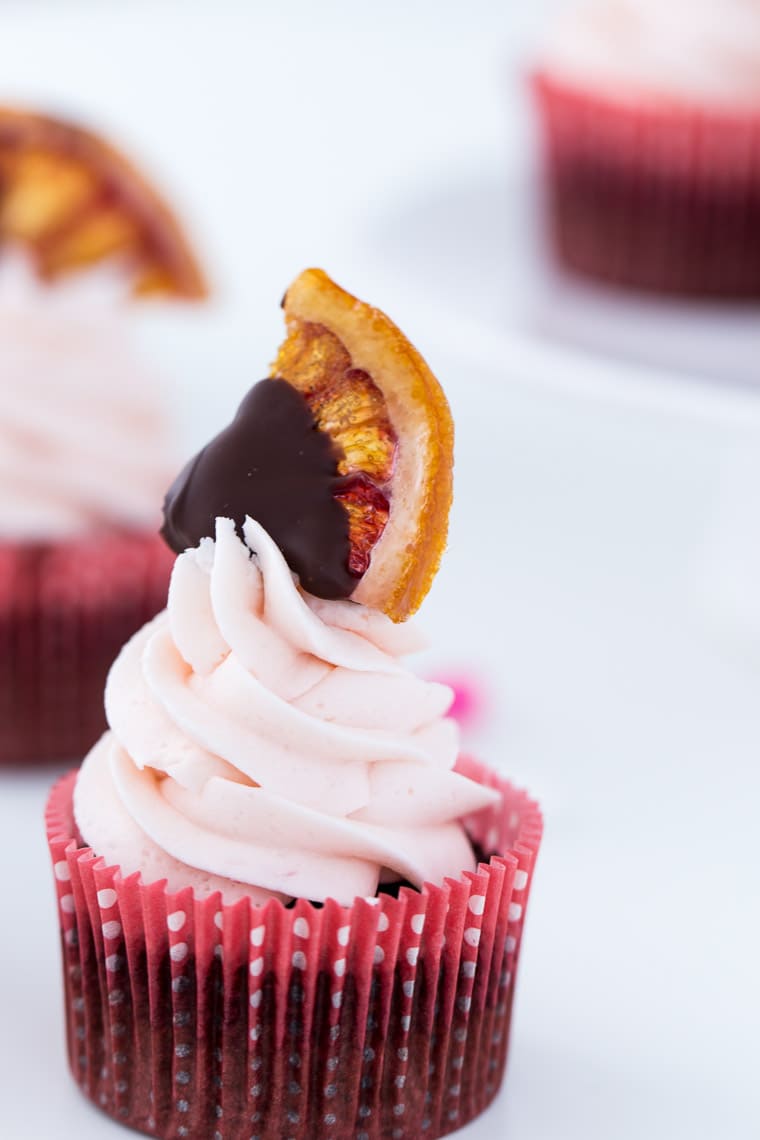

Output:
xmin=272 ymin=269 xmax=454 ymax=622
xmin=0 ymin=107 xmax=207 ymax=299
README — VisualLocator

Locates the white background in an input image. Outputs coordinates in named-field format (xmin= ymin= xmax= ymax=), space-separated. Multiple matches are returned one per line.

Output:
xmin=0 ymin=3 xmax=758 ymax=1139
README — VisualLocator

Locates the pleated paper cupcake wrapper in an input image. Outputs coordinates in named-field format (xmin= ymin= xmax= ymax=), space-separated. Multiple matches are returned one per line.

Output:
xmin=46 ymin=756 xmax=542 ymax=1140
xmin=0 ymin=531 xmax=173 ymax=766
xmin=532 ymin=72 xmax=760 ymax=297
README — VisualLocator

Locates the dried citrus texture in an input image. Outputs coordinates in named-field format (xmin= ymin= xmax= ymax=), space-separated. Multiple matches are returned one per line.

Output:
xmin=0 ymin=108 xmax=206 ymax=298
xmin=272 ymin=269 xmax=454 ymax=622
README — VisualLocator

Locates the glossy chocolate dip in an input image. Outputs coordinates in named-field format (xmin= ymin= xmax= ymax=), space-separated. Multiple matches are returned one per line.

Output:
xmin=161 ymin=378 xmax=356 ymax=598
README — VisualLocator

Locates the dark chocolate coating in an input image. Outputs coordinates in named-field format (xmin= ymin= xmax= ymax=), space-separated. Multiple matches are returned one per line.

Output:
xmin=161 ymin=378 xmax=356 ymax=598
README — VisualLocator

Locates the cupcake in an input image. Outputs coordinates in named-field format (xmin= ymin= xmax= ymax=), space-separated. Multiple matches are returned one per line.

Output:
xmin=0 ymin=107 xmax=207 ymax=765
xmin=532 ymin=0 xmax=760 ymax=296
xmin=46 ymin=270 xmax=542 ymax=1139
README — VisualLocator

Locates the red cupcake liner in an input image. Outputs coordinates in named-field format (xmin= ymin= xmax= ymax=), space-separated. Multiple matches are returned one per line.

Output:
xmin=0 ymin=530 xmax=173 ymax=767
xmin=46 ymin=756 xmax=542 ymax=1140
xmin=532 ymin=72 xmax=760 ymax=297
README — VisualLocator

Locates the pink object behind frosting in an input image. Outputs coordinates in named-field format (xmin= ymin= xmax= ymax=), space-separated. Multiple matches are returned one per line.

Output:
xmin=428 ymin=669 xmax=491 ymax=731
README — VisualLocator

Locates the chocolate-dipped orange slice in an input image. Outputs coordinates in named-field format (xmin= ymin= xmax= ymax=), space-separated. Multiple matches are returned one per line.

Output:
xmin=0 ymin=107 xmax=206 ymax=298
xmin=162 ymin=270 xmax=453 ymax=622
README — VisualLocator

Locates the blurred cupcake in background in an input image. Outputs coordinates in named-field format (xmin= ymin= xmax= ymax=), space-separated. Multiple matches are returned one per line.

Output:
xmin=0 ymin=107 xmax=207 ymax=766
xmin=532 ymin=0 xmax=760 ymax=296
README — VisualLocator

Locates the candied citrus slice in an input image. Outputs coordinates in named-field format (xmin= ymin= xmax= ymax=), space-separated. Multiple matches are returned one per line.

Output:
xmin=0 ymin=107 xmax=207 ymax=298
xmin=272 ymin=268 xmax=453 ymax=622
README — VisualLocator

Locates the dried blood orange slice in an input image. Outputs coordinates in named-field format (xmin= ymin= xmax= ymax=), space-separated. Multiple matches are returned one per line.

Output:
xmin=273 ymin=268 xmax=454 ymax=622
xmin=0 ymin=107 xmax=206 ymax=299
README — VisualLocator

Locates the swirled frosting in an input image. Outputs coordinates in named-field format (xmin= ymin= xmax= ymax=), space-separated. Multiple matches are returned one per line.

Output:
xmin=542 ymin=0 xmax=760 ymax=107
xmin=0 ymin=253 xmax=174 ymax=540
xmin=75 ymin=517 xmax=499 ymax=904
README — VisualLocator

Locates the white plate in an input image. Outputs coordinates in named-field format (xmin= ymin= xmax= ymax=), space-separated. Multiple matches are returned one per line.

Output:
xmin=2 ymin=335 xmax=757 ymax=1140
xmin=361 ymin=152 xmax=760 ymax=395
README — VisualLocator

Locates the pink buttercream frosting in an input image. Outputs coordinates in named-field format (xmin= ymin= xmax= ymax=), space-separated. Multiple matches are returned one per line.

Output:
xmin=542 ymin=0 xmax=760 ymax=108
xmin=75 ymin=517 xmax=499 ymax=905
xmin=0 ymin=253 xmax=173 ymax=540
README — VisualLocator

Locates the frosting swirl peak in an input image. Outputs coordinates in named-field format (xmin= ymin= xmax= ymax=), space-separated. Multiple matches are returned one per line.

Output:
xmin=75 ymin=518 xmax=499 ymax=904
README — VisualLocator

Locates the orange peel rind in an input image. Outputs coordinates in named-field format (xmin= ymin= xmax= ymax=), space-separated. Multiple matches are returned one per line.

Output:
xmin=273 ymin=268 xmax=454 ymax=622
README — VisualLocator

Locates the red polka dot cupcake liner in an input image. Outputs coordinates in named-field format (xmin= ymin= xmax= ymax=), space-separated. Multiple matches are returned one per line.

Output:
xmin=46 ymin=756 xmax=542 ymax=1140
xmin=0 ymin=531 xmax=173 ymax=766
xmin=532 ymin=72 xmax=760 ymax=297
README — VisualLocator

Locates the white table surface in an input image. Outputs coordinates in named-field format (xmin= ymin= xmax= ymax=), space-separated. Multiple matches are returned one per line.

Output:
xmin=0 ymin=3 xmax=758 ymax=1139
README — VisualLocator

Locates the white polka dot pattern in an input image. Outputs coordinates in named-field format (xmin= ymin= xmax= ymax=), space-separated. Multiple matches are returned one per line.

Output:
xmin=464 ymin=927 xmax=481 ymax=948
xmin=250 ymin=924 xmax=266 ymax=946
xmin=468 ymin=893 xmax=486 ymax=916
xmin=293 ymin=917 xmax=310 ymax=939
xmin=46 ymin=757 xmax=542 ymax=1140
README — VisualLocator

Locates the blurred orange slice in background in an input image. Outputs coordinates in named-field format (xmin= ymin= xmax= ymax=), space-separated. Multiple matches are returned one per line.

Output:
xmin=0 ymin=107 xmax=207 ymax=299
